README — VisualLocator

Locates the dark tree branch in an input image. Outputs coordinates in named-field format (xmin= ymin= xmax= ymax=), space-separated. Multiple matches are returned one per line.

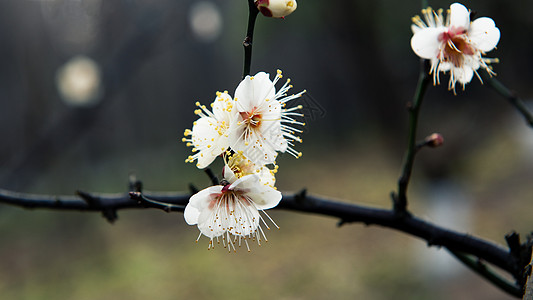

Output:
xmin=242 ymin=0 xmax=259 ymax=78
xmin=0 ymin=185 xmax=529 ymax=297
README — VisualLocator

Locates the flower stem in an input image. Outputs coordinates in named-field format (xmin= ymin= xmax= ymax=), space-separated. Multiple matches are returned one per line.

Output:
xmin=484 ymin=75 xmax=533 ymax=128
xmin=242 ymin=0 xmax=259 ymax=78
xmin=395 ymin=59 xmax=430 ymax=213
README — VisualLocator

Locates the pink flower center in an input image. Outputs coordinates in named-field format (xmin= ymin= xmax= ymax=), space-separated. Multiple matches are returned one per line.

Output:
xmin=240 ymin=108 xmax=263 ymax=129
xmin=438 ymin=27 xmax=475 ymax=67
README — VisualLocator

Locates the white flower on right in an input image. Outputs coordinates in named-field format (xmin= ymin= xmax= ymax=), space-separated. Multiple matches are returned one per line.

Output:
xmin=410 ymin=3 xmax=500 ymax=91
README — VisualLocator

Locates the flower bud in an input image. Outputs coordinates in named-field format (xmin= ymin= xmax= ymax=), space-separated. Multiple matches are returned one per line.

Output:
xmin=255 ymin=0 xmax=297 ymax=19
xmin=424 ymin=133 xmax=444 ymax=148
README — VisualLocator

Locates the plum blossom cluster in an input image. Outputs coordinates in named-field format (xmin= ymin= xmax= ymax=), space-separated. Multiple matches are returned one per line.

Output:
xmin=410 ymin=3 xmax=500 ymax=92
xmin=182 ymin=70 xmax=306 ymax=251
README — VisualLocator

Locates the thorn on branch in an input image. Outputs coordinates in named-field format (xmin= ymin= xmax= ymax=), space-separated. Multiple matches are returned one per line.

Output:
xmin=505 ymin=232 xmax=533 ymax=290
xmin=102 ymin=209 xmax=118 ymax=224
xmin=77 ymin=190 xmax=98 ymax=207
xmin=77 ymin=190 xmax=119 ymax=223
xmin=295 ymin=189 xmax=307 ymax=204
xmin=506 ymin=231 xmax=521 ymax=257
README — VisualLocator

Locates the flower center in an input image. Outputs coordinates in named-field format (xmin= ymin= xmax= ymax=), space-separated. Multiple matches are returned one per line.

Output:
xmin=240 ymin=110 xmax=263 ymax=128
xmin=439 ymin=28 xmax=475 ymax=68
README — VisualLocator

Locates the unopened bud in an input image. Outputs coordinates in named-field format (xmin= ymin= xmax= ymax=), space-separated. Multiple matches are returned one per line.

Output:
xmin=425 ymin=133 xmax=444 ymax=148
xmin=255 ymin=0 xmax=297 ymax=19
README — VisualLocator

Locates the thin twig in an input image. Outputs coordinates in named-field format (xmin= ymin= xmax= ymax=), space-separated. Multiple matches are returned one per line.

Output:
xmin=448 ymin=250 xmax=523 ymax=298
xmin=204 ymin=167 xmax=219 ymax=185
xmin=395 ymin=59 xmax=431 ymax=213
xmin=129 ymin=192 xmax=184 ymax=213
xmin=485 ymin=75 xmax=533 ymax=128
xmin=242 ymin=0 xmax=259 ymax=78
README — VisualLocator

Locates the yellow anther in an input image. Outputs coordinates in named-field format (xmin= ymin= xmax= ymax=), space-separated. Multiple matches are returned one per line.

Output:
xmin=195 ymin=101 xmax=201 ymax=106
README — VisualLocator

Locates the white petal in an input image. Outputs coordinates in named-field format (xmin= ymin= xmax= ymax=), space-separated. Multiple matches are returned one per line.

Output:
xmin=234 ymin=72 xmax=276 ymax=112
xmin=183 ymin=204 xmax=200 ymax=225
xmin=248 ymin=186 xmax=282 ymax=210
xmin=227 ymin=203 xmax=259 ymax=236
xmin=232 ymin=174 xmax=282 ymax=210
xmin=438 ymin=61 xmax=452 ymax=71
xmin=411 ymin=24 xmax=422 ymax=34
xmin=449 ymin=3 xmax=470 ymax=30
xmin=184 ymin=186 xmax=222 ymax=225
xmin=192 ymin=117 xmax=229 ymax=168
xmin=411 ymin=28 xmax=445 ymax=59
xmin=469 ymin=17 xmax=500 ymax=52
xmin=234 ymin=75 xmax=255 ymax=112
xmin=454 ymin=65 xmax=474 ymax=84
xmin=228 ymin=121 xmax=279 ymax=165
xmin=222 ymin=164 xmax=238 ymax=184
xmin=251 ymin=72 xmax=276 ymax=105
xmin=229 ymin=173 xmax=260 ymax=191
xmin=212 ymin=92 xmax=235 ymax=123
xmin=257 ymin=166 xmax=276 ymax=188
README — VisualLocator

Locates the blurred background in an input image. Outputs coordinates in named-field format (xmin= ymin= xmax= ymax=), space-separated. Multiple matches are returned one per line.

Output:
xmin=0 ymin=0 xmax=532 ymax=299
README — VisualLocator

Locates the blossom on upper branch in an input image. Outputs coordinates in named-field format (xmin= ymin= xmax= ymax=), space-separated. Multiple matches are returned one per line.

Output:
xmin=229 ymin=70 xmax=306 ymax=165
xmin=183 ymin=91 xmax=235 ymax=168
xmin=184 ymin=166 xmax=282 ymax=252
xmin=255 ymin=0 xmax=297 ymax=19
xmin=410 ymin=3 xmax=500 ymax=92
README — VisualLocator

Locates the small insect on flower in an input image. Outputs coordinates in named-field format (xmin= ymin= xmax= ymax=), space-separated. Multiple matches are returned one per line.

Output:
xmin=183 ymin=91 xmax=235 ymax=169
xmin=410 ymin=3 xmax=500 ymax=92
xmin=184 ymin=166 xmax=282 ymax=252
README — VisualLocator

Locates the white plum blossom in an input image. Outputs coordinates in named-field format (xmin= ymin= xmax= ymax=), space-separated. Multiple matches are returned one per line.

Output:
xmin=184 ymin=167 xmax=282 ymax=252
xmin=255 ymin=0 xmax=297 ymax=19
xmin=229 ymin=70 xmax=306 ymax=165
xmin=410 ymin=3 xmax=500 ymax=92
xmin=223 ymin=151 xmax=278 ymax=189
xmin=183 ymin=91 xmax=235 ymax=168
